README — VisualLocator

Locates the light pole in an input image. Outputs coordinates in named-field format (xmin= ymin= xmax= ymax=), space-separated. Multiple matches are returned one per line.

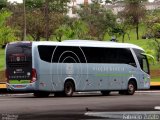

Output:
xmin=23 ymin=0 xmax=26 ymax=41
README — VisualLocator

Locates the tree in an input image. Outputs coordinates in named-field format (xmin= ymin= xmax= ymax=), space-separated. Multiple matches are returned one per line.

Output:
xmin=109 ymin=23 xmax=131 ymax=42
xmin=7 ymin=2 xmax=26 ymax=40
xmin=0 ymin=0 xmax=7 ymax=10
xmin=55 ymin=24 xmax=73 ymax=42
xmin=121 ymin=0 xmax=147 ymax=40
xmin=0 ymin=26 xmax=17 ymax=48
xmin=149 ymin=23 xmax=160 ymax=62
xmin=153 ymin=23 xmax=160 ymax=62
xmin=0 ymin=10 xmax=17 ymax=48
xmin=77 ymin=1 xmax=116 ymax=40
xmin=145 ymin=9 xmax=160 ymax=62
xmin=25 ymin=0 xmax=70 ymax=12
xmin=8 ymin=0 xmax=70 ymax=41
xmin=104 ymin=0 xmax=123 ymax=5
xmin=26 ymin=10 xmax=64 ymax=41
xmin=55 ymin=18 xmax=90 ymax=41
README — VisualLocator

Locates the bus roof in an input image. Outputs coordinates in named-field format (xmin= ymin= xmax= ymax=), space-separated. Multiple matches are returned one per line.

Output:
xmin=10 ymin=40 xmax=144 ymax=50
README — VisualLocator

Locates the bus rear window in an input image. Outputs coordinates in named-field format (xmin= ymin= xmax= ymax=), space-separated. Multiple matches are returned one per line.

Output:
xmin=6 ymin=42 xmax=32 ymax=80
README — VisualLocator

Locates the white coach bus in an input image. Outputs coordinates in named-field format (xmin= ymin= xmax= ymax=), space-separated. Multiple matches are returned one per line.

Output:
xmin=5 ymin=40 xmax=150 ymax=97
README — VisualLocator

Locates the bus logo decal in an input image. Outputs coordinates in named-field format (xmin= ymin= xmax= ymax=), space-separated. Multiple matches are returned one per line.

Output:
xmin=66 ymin=63 xmax=73 ymax=76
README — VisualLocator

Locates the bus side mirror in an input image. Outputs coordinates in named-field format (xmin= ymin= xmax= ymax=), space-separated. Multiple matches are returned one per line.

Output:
xmin=141 ymin=53 xmax=155 ymax=65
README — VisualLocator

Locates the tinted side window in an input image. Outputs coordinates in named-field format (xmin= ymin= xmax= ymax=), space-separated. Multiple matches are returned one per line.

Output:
xmin=105 ymin=48 xmax=118 ymax=63
xmin=82 ymin=47 xmax=135 ymax=64
xmin=38 ymin=45 xmax=56 ymax=62
xmin=118 ymin=48 xmax=136 ymax=66
xmin=38 ymin=45 xmax=136 ymax=65
xmin=52 ymin=46 xmax=86 ymax=63
xmin=82 ymin=47 xmax=118 ymax=63
xmin=82 ymin=47 xmax=104 ymax=63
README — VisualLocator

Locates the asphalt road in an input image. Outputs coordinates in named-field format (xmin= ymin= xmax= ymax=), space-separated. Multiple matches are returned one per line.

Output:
xmin=0 ymin=91 xmax=160 ymax=120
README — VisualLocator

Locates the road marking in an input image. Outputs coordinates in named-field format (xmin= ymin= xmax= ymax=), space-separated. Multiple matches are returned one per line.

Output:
xmin=136 ymin=91 xmax=160 ymax=93
xmin=155 ymin=106 xmax=160 ymax=110
xmin=77 ymin=91 xmax=160 ymax=94
xmin=85 ymin=111 xmax=160 ymax=119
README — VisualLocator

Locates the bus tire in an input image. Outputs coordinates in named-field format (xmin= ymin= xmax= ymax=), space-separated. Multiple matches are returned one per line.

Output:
xmin=33 ymin=91 xmax=50 ymax=98
xmin=64 ymin=81 xmax=75 ymax=97
xmin=101 ymin=91 xmax=110 ymax=96
xmin=126 ymin=81 xmax=136 ymax=95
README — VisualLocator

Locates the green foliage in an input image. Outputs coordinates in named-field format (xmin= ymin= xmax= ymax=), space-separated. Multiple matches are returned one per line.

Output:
xmin=0 ymin=10 xmax=17 ymax=47
xmin=70 ymin=20 xmax=89 ymax=39
xmin=55 ymin=24 xmax=73 ymax=41
xmin=143 ymin=40 xmax=157 ymax=64
xmin=121 ymin=0 xmax=147 ymax=40
xmin=26 ymin=0 xmax=70 ymax=13
xmin=77 ymin=2 xmax=116 ymax=40
xmin=0 ymin=10 xmax=11 ymax=26
xmin=152 ymin=23 xmax=160 ymax=34
xmin=0 ymin=0 xmax=7 ymax=10
xmin=144 ymin=9 xmax=160 ymax=62
xmin=0 ymin=48 xmax=5 ymax=71
xmin=8 ymin=0 xmax=70 ymax=41
xmin=25 ymin=0 xmax=44 ymax=9
xmin=0 ymin=26 xmax=17 ymax=45
xmin=55 ymin=19 xmax=90 ymax=41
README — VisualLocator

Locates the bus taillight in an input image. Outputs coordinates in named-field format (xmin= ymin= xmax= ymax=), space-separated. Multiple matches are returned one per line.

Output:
xmin=31 ymin=68 xmax=37 ymax=83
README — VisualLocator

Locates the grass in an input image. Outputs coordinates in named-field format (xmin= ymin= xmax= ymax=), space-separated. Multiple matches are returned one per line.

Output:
xmin=0 ymin=48 xmax=5 ymax=71
xmin=151 ymin=77 xmax=160 ymax=82
xmin=150 ymin=63 xmax=160 ymax=70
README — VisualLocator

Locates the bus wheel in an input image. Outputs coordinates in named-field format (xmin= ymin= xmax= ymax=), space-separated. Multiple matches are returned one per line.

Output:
xmin=33 ymin=92 xmax=50 ymax=98
xmin=126 ymin=81 xmax=136 ymax=95
xmin=64 ymin=81 xmax=74 ymax=97
xmin=101 ymin=91 xmax=110 ymax=96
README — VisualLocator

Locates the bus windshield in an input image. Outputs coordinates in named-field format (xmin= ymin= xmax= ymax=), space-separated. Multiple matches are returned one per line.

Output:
xmin=133 ymin=49 xmax=150 ymax=74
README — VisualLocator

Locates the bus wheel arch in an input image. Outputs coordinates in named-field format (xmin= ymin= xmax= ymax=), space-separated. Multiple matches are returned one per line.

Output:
xmin=126 ymin=79 xmax=137 ymax=95
xmin=64 ymin=79 xmax=75 ymax=97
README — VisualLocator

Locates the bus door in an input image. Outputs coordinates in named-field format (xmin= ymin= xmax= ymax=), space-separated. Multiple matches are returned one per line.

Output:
xmin=139 ymin=55 xmax=150 ymax=88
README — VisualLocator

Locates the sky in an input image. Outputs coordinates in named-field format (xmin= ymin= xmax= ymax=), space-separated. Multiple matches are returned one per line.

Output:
xmin=8 ymin=0 xmax=22 ymax=3
xmin=7 ymin=0 xmax=155 ymax=3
